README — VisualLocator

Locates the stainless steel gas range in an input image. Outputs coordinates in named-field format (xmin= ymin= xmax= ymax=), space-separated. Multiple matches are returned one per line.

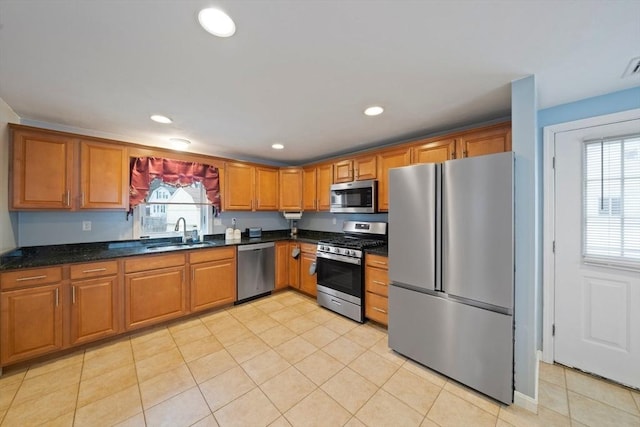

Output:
xmin=316 ymin=221 xmax=387 ymax=322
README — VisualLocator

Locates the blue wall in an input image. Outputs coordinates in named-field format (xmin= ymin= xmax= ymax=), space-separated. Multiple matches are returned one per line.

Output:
xmin=538 ymin=86 xmax=640 ymax=129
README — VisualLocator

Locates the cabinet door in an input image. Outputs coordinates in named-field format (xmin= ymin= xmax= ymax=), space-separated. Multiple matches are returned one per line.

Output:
xmin=412 ymin=138 xmax=457 ymax=164
xmin=191 ymin=258 xmax=236 ymax=312
xmin=302 ymin=167 xmax=317 ymax=211
xmin=69 ymin=276 xmax=119 ymax=346
xmin=299 ymin=252 xmax=317 ymax=297
xmin=224 ymin=162 xmax=254 ymax=210
xmin=1 ymin=284 xmax=63 ymax=364
xmin=333 ymin=159 xmax=353 ymax=183
xmin=316 ymin=164 xmax=333 ymax=211
xmin=279 ymin=169 xmax=302 ymax=211
xmin=458 ymin=125 xmax=512 ymax=158
xmin=275 ymin=242 xmax=289 ymax=290
xmin=125 ymin=266 xmax=187 ymax=330
xmin=355 ymin=155 xmax=377 ymax=180
xmin=11 ymin=129 xmax=74 ymax=209
xmin=255 ymin=167 xmax=279 ymax=210
xmin=80 ymin=140 xmax=128 ymax=209
xmin=288 ymin=243 xmax=301 ymax=289
xmin=376 ymin=147 xmax=411 ymax=211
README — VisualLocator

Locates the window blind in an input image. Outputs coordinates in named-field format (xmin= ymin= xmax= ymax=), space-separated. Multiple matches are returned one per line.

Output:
xmin=583 ymin=134 xmax=640 ymax=269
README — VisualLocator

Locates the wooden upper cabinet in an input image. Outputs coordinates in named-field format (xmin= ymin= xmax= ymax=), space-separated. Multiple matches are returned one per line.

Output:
xmin=302 ymin=164 xmax=333 ymax=211
xmin=334 ymin=155 xmax=376 ymax=183
xmin=10 ymin=127 xmax=74 ymax=210
xmin=333 ymin=159 xmax=353 ymax=183
xmin=278 ymin=168 xmax=302 ymax=211
xmin=224 ymin=162 xmax=255 ymax=210
xmin=302 ymin=167 xmax=317 ymax=211
xmin=255 ymin=167 xmax=279 ymax=210
xmin=458 ymin=124 xmax=512 ymax=158
xmin=354 ymin=155 xmax=377 ymax=180
xmin=377 ymin=147 xmax=411 ymax=211
xmin=412 ymin=138 xmax=457 ymax=164
xmin=224 ymin=163 xmax=278 ymax=211
xmin=316 ymin=164 xmax=333 ymax=211
xmin=80 ymin=140 xmax=128 ymax=209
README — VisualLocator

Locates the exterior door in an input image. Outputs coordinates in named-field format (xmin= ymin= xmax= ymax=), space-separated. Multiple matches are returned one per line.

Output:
xmin=553 ymin=117 xmax=640 ymax=389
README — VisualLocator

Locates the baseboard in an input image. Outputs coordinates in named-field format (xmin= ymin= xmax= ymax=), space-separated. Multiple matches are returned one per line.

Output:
xmin=514 ymin=391 xmax=538 ymax=413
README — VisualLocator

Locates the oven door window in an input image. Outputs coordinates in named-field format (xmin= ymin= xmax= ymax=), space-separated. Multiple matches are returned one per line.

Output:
xmin=316 ymin=257 xmax=362 ymax=298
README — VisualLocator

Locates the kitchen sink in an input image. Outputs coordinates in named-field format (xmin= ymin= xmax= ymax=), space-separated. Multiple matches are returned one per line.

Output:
xmin=143 ymin=241 xmax=217 ymax=252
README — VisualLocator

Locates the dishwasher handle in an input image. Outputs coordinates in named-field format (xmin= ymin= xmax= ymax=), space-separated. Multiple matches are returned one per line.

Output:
xmin=237 ymin=242 xmax=275 ymax=251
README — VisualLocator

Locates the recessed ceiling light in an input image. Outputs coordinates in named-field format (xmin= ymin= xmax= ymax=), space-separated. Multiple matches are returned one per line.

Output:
xmin=271 ymin=143 xmax=284 ymax=150
xmin=364 ymin=106 xmax=384 ymax=116
xmin=198 ymin=8 xmax=236 ymax=37
xmin=170 ymin=138 xmax=191 ymax=148
xmin=150 ymin=114 xmax=172 ymax=124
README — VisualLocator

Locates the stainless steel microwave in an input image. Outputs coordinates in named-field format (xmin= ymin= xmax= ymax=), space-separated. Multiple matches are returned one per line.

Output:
xmin=330 ymin=180 xmax=377 ymax=213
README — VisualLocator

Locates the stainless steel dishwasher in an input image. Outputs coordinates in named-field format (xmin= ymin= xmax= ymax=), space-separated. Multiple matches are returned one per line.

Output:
xmin=237 ymin=242 xmax=275 ymax=302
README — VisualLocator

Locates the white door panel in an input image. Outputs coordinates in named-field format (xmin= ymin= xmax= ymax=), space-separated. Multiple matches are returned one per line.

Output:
xmin=554 ymin=118 xmax=640 ymax=389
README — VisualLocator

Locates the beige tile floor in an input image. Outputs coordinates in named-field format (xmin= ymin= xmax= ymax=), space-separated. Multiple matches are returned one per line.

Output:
xmin=1 ymin=290 xmax=638 ymax=427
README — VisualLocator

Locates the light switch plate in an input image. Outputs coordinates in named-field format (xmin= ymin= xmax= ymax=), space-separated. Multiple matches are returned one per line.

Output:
xmin=213 ymin=218 xmax=222 ymax=226
xmin=82 ymin=221 xmax=91 ymax=231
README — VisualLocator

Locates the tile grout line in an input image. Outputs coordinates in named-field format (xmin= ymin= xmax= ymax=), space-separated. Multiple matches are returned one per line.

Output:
xmin=130 ymin=335 xmax=150 ymax=427
xmin=71 ymin=349 xmax=87 ymax=427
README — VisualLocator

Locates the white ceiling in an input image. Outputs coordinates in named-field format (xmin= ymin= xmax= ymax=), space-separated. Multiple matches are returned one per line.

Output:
xmin=0 ymin=0 xmax=638 ymax=165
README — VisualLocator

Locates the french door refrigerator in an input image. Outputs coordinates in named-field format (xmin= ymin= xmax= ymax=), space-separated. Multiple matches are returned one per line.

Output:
xmin=387 ymin=151 xmax=514 ymax=404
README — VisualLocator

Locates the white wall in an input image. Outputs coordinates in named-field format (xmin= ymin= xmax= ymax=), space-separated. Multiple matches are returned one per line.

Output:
xmin=511 ymin=76 xmax=539 ymax=402
xmin=0 ymin=97 xmax=19 ymax=253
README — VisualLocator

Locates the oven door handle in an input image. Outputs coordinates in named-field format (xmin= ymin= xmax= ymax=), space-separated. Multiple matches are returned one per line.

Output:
xmin=316 ymin=251 xmax=361 ymax=265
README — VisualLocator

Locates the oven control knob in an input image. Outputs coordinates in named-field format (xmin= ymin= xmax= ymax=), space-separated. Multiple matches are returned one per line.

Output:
xmin=349 ymin=250 xmax=356 ymax=256
xmin=334 ymin=248 xmax=341 ymax=254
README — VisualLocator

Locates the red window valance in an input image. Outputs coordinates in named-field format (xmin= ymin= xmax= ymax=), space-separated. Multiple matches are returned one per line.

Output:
xmin=129 ymin=157 xmax=221 ymax=214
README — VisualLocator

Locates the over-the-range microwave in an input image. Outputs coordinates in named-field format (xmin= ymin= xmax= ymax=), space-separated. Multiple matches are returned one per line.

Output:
xmin=330 ymin=179 xmax=377 ymax=213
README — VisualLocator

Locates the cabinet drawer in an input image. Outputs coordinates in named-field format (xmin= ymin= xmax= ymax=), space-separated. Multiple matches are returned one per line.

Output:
xmin=1 ymin=266 xmax=63 ymax=290
xmin=70 ymin=260 xmax=118 ymax=279
xmin=366 ymin=253 xmax=388 ymax=269
xmin=365 ymin=267 xmax=389 ymax=296
xmin=300 ymin=242 xmax=316 ymax=254
xmin=189 ymin=247 xmax=235 ymax=264
xmin=124 ymin=253 xmax=185 ymax=273
xmin=365 ymin=292 xmax=388 ymax=325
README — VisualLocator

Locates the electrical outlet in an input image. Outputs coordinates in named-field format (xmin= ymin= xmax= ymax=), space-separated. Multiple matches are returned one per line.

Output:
xmin=213 ymin=218 xmax=222 ymax=226
xmin=332 ymin=218 xmax=337 ymax=225
xmin=82 ymin=221 xmax=91 ymax=231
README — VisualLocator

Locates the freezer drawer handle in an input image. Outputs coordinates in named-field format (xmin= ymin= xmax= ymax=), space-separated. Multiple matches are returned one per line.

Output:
xmin=330 ymin=299 xmax=342 ymax=306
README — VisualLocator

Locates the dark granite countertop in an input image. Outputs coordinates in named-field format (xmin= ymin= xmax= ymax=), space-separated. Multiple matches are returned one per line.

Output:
xmin=0 ymin=229 xmax=343 ymax=271
xmin=365 ymin=245 xmax=388 ymax=257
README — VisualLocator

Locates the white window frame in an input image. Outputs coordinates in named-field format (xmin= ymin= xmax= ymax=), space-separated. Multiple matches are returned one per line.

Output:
xmin=582 ymin=135 xmax=640 ymax=270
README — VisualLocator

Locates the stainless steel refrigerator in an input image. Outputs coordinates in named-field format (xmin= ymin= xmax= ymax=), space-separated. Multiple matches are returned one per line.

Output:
xmin=388 ymin=151 xmax=514 ymax=404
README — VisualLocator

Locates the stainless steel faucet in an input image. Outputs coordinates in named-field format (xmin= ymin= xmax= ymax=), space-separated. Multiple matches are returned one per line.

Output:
xmin=174 ymin=217 xmax=187 ymax=242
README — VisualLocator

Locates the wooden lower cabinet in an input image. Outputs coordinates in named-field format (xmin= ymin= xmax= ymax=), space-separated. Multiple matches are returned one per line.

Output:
xmin=189 ymin=248 xmax=236 ymax=312
xmin=69 ymin=260 xmax=120 ymax=346
xmin=0 ymin=284 xmax=63 ymax=365
xmin=275 ymin=242 xmax=289 ymax=290
xmin=69 ymin=276 xmax=120 ymax=346
xmin=289 ymin=242 xmax=301 ymax=289
xmin=299 ymin=243 xmax=317 ymax=297
xmin=125 ymin=266 xmax=187 ymax=330
xmin=124 ymin=254 xmax=188 ymax=330
xmin=365 ymin=254 xmax=389 ymax=326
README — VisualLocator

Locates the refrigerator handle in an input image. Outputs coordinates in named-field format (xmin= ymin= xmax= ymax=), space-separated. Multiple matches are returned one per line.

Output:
xmin=435 ymin=163 xmax=442 ymax=292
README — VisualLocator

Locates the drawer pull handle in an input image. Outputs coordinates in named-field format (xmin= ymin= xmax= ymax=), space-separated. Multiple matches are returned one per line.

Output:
xmin=330 ymin=299 xmax=342 ymax=306
xmin=373 ymin=261 xmax=387 ymax=265
xmin=82 ymin=268 xmax=107 ymax=273
xmin=372 ymin=307 xmax=387 ymax=314
xmin=372 ymin=280 xmax=387 ymax=285
xmin=16 ymin=275 xmax=47 ymax=282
